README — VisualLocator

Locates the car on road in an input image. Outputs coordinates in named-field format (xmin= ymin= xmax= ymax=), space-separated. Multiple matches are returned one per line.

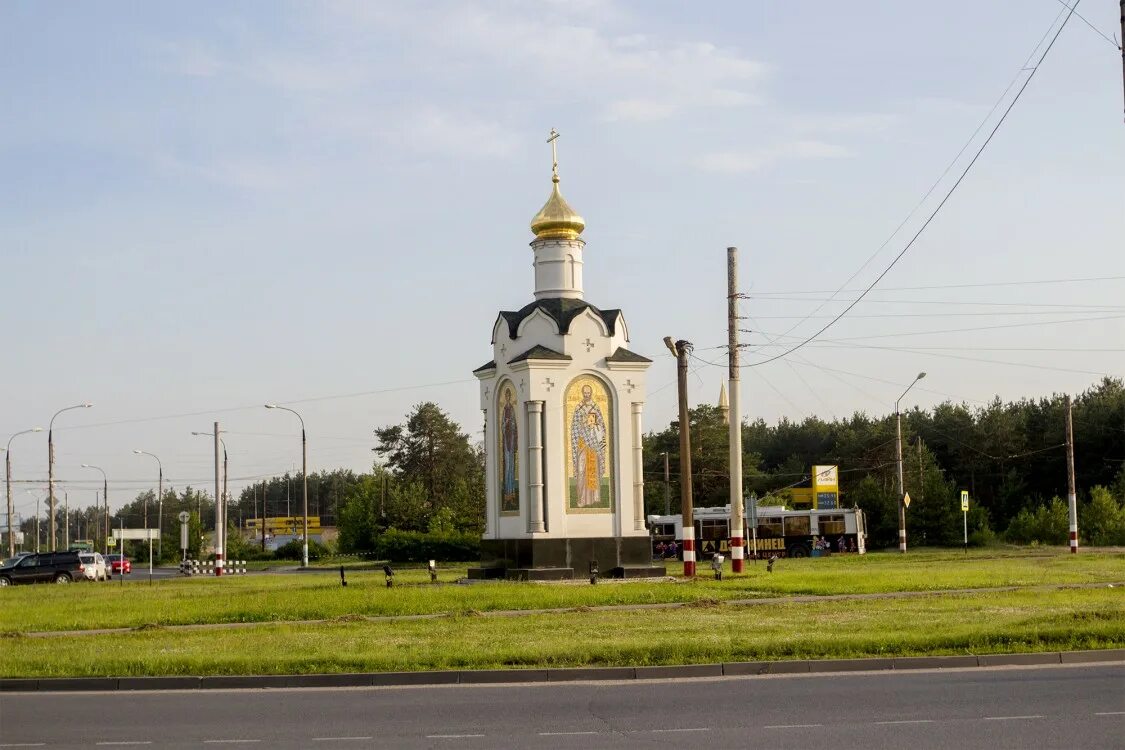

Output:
xmin=0 ymin=551 xmax=87 ymax=585
xmin=78 ymin=552 xmax=110 ymax=581
xmin=105 ymin=554 xmax=131 ymax=575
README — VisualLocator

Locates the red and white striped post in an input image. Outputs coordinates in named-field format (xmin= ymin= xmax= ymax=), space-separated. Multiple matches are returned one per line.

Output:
xmin=1065 ymin=396 xmax=1078 ymax=554
xmin=665 ymin=336 xmax=695 ymax=577
xmin=213 ymin=421 xmax=224 ymax=576
xmin=727 ymin=246 xmax=744 ymax=574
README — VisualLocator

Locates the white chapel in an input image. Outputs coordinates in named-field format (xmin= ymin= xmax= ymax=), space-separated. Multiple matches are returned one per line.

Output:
xmin=469 ymin=132 xmax=665 ymax=580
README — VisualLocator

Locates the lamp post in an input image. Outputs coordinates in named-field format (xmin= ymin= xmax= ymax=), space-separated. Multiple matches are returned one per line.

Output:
xmin=133 ymin=450 xmax=163 ymax=559
xmin=895 ymin=372 xmax=927 ymax=554
xmin=265 ymin=404 xmax=308 ymax=568
xmin=48 ymin=403 xmax=92 ymax=551
xmin=81 ymin=464 xmax=108 ymax=556
xmin=192 ymin=431 xmax=227 ymax=574
xmin=5 ymin=428 xmax=43 ymax=557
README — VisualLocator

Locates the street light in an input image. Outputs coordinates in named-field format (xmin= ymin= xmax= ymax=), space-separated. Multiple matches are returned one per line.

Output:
xmin=133 ymin=450 xmax=163 ymax=559
xmin=48 ymin=403 xmax=92 ymax=551
xmin=265 ymin=404 xmax=309 ymax=568
xmin=5 ymin=427 xmax=44 ymax=557
xmin=191 ymin=432 xmax=227 ymax=572
xmin=81 ymin=463 xmax=108 ymax=556
xmin=895 ymin=372 xmax=927 ymax=554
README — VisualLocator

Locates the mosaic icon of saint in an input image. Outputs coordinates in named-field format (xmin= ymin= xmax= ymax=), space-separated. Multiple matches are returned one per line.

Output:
xmin=570 ymin=384 xmax=607 ymax=507
xmin=500 ymin=387 xmax=519 ymax=511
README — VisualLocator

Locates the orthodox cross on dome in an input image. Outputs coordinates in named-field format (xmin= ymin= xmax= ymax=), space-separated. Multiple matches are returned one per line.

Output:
xmin=547 ymin=128 xmax=560 ymax=184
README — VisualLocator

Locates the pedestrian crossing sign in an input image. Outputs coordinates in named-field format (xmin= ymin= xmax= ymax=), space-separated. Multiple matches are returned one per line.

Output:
xmin=961 ymin=490 xmax=969 ymax=512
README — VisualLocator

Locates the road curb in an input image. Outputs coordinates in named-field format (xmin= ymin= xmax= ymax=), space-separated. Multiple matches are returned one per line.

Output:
xmin=5 ymin=650 xmax=1122 ymax=692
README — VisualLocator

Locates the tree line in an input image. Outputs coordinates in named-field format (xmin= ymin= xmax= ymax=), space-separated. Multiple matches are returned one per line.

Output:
xmin=43 ymin=379 xmax=1121 ymax=559
xmin=643 ymin=377 xmax=1125 ymax=547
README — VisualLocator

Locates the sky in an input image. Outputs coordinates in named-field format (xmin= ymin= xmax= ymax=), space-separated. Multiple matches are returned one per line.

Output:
xmin=2 ymin=1 xmax=1123 ymax=522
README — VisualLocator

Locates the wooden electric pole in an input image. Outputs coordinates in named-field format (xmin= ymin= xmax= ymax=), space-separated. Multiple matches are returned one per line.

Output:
xmin=664 ymin=336 xmax=695 ymax=576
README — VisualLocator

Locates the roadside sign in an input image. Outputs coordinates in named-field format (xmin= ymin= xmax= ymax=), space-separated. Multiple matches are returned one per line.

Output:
xmin=903 ymin=492 xmax=911 ymax=508
xmin=113 ymin=529 xmax=158 ymax=540
xmin=961 ymin=490 xmax=969 ymax=512
xmin=178 ymin=511 xmax=190 ymax=523
xmin=107 ymin=537 xmax=116 ymax=547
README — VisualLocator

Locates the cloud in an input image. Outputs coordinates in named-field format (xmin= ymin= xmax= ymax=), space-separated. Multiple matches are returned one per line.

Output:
xmin=326 ymin=1 xmax=768 ymax=122
xmin=789 ymin=112 xmax=899 ymax=134
xmin=696 ymin=140 xmax=853 ymax=174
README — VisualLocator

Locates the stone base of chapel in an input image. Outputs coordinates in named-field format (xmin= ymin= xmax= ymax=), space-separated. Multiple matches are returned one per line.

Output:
xmin=467 ymin=536 xmax=667 ymax=580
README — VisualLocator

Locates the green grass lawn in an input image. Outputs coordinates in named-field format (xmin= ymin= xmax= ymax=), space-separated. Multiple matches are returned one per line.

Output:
xmin=1 ymin=547 xmax=1121 ymax=634
xmin=3 ymin=587 xmax=1121 ymax=677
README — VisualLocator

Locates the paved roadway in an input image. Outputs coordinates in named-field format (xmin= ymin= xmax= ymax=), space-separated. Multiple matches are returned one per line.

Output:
xmin=1 ymin=664 xmax=1121 ymax=749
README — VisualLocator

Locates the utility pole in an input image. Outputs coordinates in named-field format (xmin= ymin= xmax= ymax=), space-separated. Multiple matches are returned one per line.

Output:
xmin=35 ymin=497 xmax=40 ymax=553
xmin=917 ymin=437 xmax=924 ymax=507
xmin=1120 ymin=0 xmax=1124 ymax=123
xmin=662 ymin=451 xmax=670 ymax=515
xmin=664 ymin=337 xmax=695 ymax=576
xmin=222 ymin=442 xmax=229 ymax=555
xmin=64 ymin=491 xmax=69 ymax=549
xmin=260 ymin=485 xmax=266 ymax=552
xmin=1066 ymin=395 xmax=1078 ymax=553
xmin=727 ymin=246 xmax=744 ymax=574
xmin=214 ymin=421 xmax=223 ymax=576
xmin=895 ymin=373 xmax=926 ymax=553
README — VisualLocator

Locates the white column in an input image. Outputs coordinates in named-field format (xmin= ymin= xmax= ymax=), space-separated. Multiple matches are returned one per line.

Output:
xmin=482 ymin=409 xmax=494 ymax=539
xmin=527 ymin=401 xmax=545 ymax=533
xmin=631 ymin=402 xmax=644 ymax=531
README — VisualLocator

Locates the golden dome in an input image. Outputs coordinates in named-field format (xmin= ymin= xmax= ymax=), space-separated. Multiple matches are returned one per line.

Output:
xmin=530 ymin=177 xmax=585 ymax=240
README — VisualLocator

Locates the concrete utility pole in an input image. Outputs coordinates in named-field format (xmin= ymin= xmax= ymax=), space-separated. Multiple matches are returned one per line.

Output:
xmin=6 ymin=428 xmax=43 ymax=557
xmin=895 ymin=373 xmax=926 ymax=554
xmin=1066 ymin=395 xmax=1078 ymax=553
xmin=64 ymin=491 xmax=69 ymax=548
xmin=48 ymin=403 xmax=92 ymax=550
xmin=213 ymin=422 xmax=223 ymax=576
xmin=661 ymin=452 xmax=670 ymax=515
xmin=726 ymin=247 xmax=744 ymax=574
xmin=1120 ymin=0 xmax=1124 ymax=123
xmin=664 ymin=337 xmax=695 ymax=576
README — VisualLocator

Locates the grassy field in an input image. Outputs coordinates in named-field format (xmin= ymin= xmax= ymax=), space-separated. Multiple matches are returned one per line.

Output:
xmin=2 ymin=587 xmax=1121 ymax=677
xmin=1 ymin=548 xmax=1122 ymax=635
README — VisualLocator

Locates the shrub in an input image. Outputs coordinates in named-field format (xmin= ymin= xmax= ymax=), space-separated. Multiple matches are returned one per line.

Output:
xmin=1083 ymin=486 xmax=1125 ymax=546
xmin=1005 ymin=497 xmax=1068 ymax=545
xmin=374 ymin=529 xmax=480 ymax=562
xmin=274 ymin=539 xmax=330 ymax=561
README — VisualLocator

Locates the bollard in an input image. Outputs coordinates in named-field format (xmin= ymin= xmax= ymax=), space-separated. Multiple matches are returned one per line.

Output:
xmin=767 ymin=554 xmax=778 ymax=574
xmin=340 ymin=565 xmax=347 ymax=587
xmin=428 ymin=559 xmax=437 ymax=584
xmin=589 ymin=559 xmax=598 ymax=585
xmin=383 ymin=564 xmax=394 ymax=588
xmin=711 ymin=553 xmax=724 ymax=581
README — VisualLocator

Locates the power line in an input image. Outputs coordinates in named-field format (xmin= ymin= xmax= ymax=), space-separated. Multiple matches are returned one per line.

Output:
xmin=748 ymin=2 xmax=1081 ymax=368
xmin=53 ymin=378 xmax=477 ymax=433
xmin=1049 ymin=0 xmax=1121 ymax=49
xmin=749 ymin=275 xmax=1125 ymax=295
xmin=748 ymin=296 xmax=1124 ymax=310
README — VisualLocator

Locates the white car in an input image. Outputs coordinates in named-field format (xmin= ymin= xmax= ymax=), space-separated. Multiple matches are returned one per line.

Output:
xmin=78 ymin=552 xmax=110 ymax=581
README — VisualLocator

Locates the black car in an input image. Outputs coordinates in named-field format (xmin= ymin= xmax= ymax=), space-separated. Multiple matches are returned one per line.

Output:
xmin=0 ymin=551 xmax=86 ymax=585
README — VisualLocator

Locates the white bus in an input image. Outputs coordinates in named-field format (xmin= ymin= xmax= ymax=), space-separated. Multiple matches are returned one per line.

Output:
xmin=647 ymin=504 xmax=867 ymax=559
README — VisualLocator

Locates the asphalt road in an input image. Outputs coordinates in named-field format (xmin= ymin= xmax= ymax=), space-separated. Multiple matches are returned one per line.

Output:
xmin=1 ymin=664 xmax=1121 ymax=749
